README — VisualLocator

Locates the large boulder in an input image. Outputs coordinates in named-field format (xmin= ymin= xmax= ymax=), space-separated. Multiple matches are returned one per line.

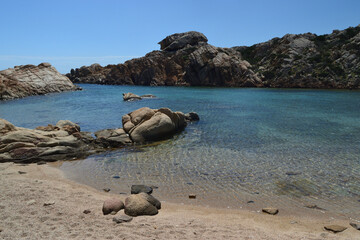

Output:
xmin=124 ymin=192 xmax=161 ymax=216
xmin=0 ymin=63 xmax=79 ymax=100
xmin=94 ymin=128 xmax=132 ymax=147
xmin=0 ymin=119 xmax=94 ymax=163
xmin=158 ymin=31 xmax=208 ymax=51
xmin=122 ymin=107 xmax=186 ymax=143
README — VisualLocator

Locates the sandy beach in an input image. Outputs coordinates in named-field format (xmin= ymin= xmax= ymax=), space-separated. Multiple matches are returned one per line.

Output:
xmin=0 ymin=162 xmax=358 ymax=239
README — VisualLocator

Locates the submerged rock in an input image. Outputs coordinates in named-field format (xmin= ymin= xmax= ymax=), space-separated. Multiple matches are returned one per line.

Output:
xmin=123 ymin=92 xmax=142 ymax=101
xmin=0 ymin=63 xmax=79 ymax=100
xmin=131 ymin=185 xmax=153 ymax=195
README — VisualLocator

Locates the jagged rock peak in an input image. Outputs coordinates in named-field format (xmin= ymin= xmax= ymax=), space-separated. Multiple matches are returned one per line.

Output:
xmin=158 ymin=31 xmax=208 ymax=51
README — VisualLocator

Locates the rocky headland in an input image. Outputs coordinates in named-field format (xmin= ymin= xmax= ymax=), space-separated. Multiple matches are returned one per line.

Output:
xmin=0 ymin=63 xmax=80 ymax=100
xmin=0 ymin=107 xmax=199 ymax=163
xmin=67 ymin=25 xmax=360 ymax=89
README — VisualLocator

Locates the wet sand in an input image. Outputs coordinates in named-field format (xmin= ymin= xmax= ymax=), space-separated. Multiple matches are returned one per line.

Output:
xmin=0 ymin=162 xmax=358 ymax=239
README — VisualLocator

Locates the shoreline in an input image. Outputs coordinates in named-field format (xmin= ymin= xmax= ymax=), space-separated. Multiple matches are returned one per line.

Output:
xmin=1 ymin=162 xmax=358 ymax=239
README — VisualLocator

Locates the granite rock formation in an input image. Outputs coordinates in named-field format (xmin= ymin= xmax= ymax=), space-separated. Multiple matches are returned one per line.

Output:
xmin=0 ymin=108 xmax=198 ymax=163
xmin=67 ymin=25 xmax=360 ymax=89
xmin=66 ymin=31 xmax=262 ymax=87
xmin=233 ymin=25 xmax=360 ymax=88
xmin=0 ymin=63 xmax=79 ymax=100
xmin=122 ymin=107 xmax=187 ymax=143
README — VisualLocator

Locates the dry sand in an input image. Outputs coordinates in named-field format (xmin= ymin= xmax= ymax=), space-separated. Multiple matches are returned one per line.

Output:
xmin=0 ymin=162 xmax=358 ymax=240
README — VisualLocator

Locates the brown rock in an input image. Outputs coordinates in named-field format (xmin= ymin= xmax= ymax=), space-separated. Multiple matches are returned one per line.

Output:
xmin=324 ymin=225 xmax=347 ymax=233
xmin=102 ymin=198 xmax=124 ymax=215
xmin=0 ymin=63 xmax=77 ymax=100
xmin=123 ymin=107 xmax=186 ymax=143
xmin=124 ymin=192 xmax=161 ymax=217
xmin=83 ymin=209 xmax=91 ymax=214
xmin=262 ymin=208 xmax=279 ymax=215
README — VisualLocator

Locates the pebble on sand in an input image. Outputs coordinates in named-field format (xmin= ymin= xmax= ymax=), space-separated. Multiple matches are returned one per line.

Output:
xmin=103 ymin=188 xmax=111 ymax=192
xmin=324 ymin=225 xmax=347 ymax=233
xmin=18 ymin=171 xmax=27 ymax=174
xmin=83 ymin=209 xmax=91 ymax=214
xmin=262 ymin=208 xmax=279 ymax=215
xmin=26 ymin=200 xmax=36 ymax=205
xmin=189 ymin=194 xmax=196 ymax=199
xmin=43 ymin=201 xmax=55 ymax=206
xmin=113 ymin=215 xmax=133 ymax=223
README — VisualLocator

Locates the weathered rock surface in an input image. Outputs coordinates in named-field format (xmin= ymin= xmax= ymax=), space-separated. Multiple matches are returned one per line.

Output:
xmin=235 ymin=25 xmax=360 ymax=88
xmin=102 ymin=198 xmax=125 ymax=215
xmin=0 ymin=63 xmax=79 ymax=100
xmin=123 ymin=92 xmax=156 ymax=101
xmin=324 ymin=225 xmax=347 ymax=233
xmin=262 ymin=208 xmax=279 ymax=215
xmin=67 ymin=25 xmax=360 ymax=89
xmin=123 ymin=92 xmax=142 ymax=101
xmin=0 ymin=119 xmax=93 ymax=163
xmin=0 ymin=107 xmax=197 ymax=163
xmin=124 ymin=192 xmax=161 ymax=216
xmin=94 ymin=128 xmax=132 ymax=147
xmin=66 ymin=31 xmax=262 ymax=87
xmin=122 ymin=107 xmax=187 ymax=143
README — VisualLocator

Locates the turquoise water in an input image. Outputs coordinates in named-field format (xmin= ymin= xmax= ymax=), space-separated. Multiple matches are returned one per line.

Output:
xmin=1 ymin=84 xmax=360 ymax=217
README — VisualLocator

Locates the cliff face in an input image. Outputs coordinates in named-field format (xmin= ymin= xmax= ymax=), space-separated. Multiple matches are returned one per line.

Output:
xmin=67 ymin=26 xmax=360 ymax=89
xmin=66 ymin=31 xmax=262 ymax=87
xmin=0 ymin=63 xmax=78 ymax=100
xmin=234 ymin=25 xmax=360 ymax=88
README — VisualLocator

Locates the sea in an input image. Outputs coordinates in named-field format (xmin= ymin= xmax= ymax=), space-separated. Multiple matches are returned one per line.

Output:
xmin=1 ymin=84 xmax=360 ymax=219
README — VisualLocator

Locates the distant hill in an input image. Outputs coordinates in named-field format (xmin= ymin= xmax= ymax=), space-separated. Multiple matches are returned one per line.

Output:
xmin=67 ymin=25 xmax=360 ymax=89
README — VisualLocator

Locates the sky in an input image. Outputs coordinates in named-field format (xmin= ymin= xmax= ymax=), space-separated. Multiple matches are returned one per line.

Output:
xmin=1 ymin=0 xmax=359 ymax=73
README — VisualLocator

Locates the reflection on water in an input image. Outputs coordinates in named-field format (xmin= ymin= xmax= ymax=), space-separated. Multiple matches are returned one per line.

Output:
xmin=1 ymin=84 xmax=360 ymax=218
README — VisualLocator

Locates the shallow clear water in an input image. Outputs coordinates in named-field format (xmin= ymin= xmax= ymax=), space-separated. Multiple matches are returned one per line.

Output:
xmin=1 ymin=84 xmax=360 ymax=217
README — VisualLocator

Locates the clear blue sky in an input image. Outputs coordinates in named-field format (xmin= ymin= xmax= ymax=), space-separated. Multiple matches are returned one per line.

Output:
xmin=1 ymin=0 xmax=359 ymax=73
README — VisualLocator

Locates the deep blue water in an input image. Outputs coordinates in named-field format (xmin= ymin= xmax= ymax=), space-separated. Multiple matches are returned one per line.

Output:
xmin=1 ymin=84 xmax=360 ymax=216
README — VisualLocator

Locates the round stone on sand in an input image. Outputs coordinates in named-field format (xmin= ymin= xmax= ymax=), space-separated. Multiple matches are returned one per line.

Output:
xmin=102 ymin=198 xmax=124 ymax=215
xmin=324 ymin=225 xmax=347 ymax=233
xmin=262 ymin=208 xmax=279 ymax=215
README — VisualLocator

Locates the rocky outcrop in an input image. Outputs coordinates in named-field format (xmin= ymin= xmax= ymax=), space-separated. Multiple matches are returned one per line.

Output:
xmin=66 ymin=31 xmax=262 ymax=87
xmin=122 ymin=92 xmax=156 ymax=101
xmin=234 ymin=25 xmax=360 ymax=88
xmin=0 ymin=63 xmax=79 ymax=100
xmin=0 ymin=107 xmax=199 ymax=163
xmin=122 ymin=107 xmax=187 ymax=143
xmin=67 ymin=25 xmax=360 ymax=89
